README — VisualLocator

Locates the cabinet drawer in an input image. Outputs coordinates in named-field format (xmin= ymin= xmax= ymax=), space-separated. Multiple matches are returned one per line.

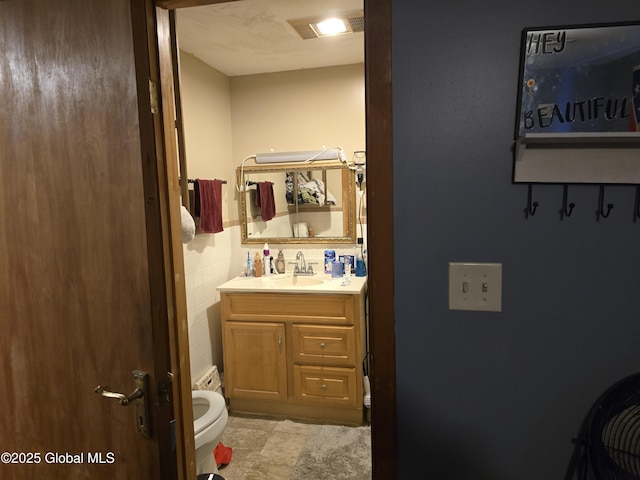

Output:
xmin=293 ymin=365 xmax=358 ymax=408
xmin=222 ymin=293 xmax=354 ymax=325
xmin=292 ymin=325 xmax=356 ymax=366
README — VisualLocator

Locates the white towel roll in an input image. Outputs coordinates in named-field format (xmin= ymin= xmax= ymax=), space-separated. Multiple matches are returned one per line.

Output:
xmin=181 ymin=205 xmax=195 ymax=244
xmin=292 ymin=222 xmax=308 ymax=238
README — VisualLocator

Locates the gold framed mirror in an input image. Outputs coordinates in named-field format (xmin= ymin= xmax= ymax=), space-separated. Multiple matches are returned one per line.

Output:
xmin=237 ymin=161 xmax=356 ymax=244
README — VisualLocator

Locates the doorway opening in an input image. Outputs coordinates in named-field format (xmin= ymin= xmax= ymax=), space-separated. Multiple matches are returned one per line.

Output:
xmin=155 ymin=0 xmax=395 ymax=477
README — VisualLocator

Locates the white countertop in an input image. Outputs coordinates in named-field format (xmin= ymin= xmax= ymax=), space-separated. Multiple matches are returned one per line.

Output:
xmin=217 ymin=273 xmax=367 ymax=295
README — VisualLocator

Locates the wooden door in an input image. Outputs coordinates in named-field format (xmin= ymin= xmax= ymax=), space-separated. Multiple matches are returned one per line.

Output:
xmin=0 ymin=1 xmax=192 ymax=479
xmin=223 ymin=322 xmax=287 ymax=401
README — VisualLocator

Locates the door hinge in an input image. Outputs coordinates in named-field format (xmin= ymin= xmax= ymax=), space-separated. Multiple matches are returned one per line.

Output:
xmin=149 ymin=79 xmax=159 ymax=114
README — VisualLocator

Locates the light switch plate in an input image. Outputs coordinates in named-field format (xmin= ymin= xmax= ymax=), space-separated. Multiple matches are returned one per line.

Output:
xmin=448 ymin=262 xmax=502 ymax=312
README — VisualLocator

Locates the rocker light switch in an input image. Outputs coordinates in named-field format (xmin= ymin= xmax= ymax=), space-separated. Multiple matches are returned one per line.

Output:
xmin=448 ymin=262 xmax=502 ymax=312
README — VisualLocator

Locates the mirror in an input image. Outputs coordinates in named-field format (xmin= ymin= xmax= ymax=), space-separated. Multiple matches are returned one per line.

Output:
xmin=515 ymin=22 xmax=640 ymax=137
xmin=238 ymin=162 xmax=356 ymax=244
xmin=513 ymin=22 xmax=640 ymax=184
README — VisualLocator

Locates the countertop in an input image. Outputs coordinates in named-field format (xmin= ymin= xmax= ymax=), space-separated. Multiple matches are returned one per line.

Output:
xmin=217 ymin=273 xmax=367 ymax=295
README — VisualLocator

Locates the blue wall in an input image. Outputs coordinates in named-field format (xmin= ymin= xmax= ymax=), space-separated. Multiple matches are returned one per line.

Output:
xmin=392 ymin=1 xmax=640 ymax=478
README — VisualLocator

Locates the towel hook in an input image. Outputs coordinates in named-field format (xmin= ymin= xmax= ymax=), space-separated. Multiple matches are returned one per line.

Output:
xmin=559 ymin=184 xmax=575 ymax=220
xmin=635 ymin=186 xmax=640 ymax=223
xmin=596 ymin=185 xmax=613 ymax=221
xmin=524 ymin=184 xmax=539 ymax=219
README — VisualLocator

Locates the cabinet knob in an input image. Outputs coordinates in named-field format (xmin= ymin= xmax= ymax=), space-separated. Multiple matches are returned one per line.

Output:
xmin=319 ymin=342 xmax=326 ymax=349
xmin=321 ymin=384 xmax=327 ymax=390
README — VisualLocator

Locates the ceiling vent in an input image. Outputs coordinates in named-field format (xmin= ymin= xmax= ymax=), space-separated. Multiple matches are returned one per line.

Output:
xmin=288 ymin=10 xmax=364 ymax=40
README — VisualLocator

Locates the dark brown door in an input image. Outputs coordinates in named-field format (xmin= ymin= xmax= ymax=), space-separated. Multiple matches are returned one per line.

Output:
xmin=0 ymin=0 xmax=188 ymax=478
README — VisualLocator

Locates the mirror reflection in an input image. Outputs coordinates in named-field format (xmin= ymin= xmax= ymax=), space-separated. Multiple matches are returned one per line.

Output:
xmin=238 ymin=162 xmax=356 ymax=243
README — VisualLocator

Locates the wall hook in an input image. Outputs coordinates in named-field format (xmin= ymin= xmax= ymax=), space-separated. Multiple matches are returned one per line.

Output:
xmin=559 ymin=184 xmax=575 ymax=220
xmin=634 ymin=186 xmax=640 ymax=223
xmin=524 ymin=184 xmax=539 ymax=219
xmin=596 ymin=185 xmax=613 ymax=221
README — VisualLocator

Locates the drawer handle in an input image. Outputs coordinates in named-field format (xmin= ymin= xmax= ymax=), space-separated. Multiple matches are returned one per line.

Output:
xmin=319 ymin=342 xmax=326 ymax=349
xmin=278 ymin=334 xmax=283 ymax=352
xmin=321 ymin=384 xmax=327 ymax=390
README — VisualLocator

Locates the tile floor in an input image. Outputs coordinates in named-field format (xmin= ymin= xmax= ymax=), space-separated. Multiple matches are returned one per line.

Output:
xmin=214 ymin=415 xmax=315 ymax=480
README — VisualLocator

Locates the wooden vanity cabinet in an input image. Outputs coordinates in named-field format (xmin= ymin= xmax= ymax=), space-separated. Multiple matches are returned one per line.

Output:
xmin=220 ymin=291 xmax=367 ymax=425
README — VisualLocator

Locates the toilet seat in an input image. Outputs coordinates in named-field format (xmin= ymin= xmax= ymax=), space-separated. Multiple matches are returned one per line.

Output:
xmin=193 ymin=390 xmax=226 ymax=435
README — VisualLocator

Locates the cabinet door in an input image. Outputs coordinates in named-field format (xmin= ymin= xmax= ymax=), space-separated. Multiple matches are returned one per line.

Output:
xmin=223 ymin=321 xmax=287 ymax=401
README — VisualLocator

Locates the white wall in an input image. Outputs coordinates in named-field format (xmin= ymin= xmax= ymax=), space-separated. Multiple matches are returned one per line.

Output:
xmin=179 ymin=52 xmax=366 ymax=384
xmin=229 ymin=64 xmax=365 ymax=166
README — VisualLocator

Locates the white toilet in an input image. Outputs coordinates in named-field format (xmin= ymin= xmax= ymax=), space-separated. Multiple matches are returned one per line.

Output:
xmin=192 ymin=390 xmax=229 ymax=474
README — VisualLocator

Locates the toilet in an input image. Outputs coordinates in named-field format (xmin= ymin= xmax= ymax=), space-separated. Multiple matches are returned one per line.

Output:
xmin=192 ymin=390 xmax=229 ymax=474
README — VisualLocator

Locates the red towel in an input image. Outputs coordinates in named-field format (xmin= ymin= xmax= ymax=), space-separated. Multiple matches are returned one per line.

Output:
xmin=255 ymin=181 xmax=276 ymax=221
xmin=194 ymin=179 xmax=223 ymax=233
xmin=213 ymin=442 xmax=232 ymax=468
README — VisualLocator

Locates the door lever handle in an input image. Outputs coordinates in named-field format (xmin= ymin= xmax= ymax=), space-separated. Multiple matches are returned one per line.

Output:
xmin=94 ymin=371 xmax=151 ymax=437
xmin=94 ymin=385 xmax=143 ymax=406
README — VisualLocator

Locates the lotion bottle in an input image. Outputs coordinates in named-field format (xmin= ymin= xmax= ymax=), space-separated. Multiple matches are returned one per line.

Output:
xmin=254 ymin=252 xmax=263 ymax=277
xmin=276 ymin=250 xmax=285 ymax=274
xmin=263 ymin=243 xmax=270 ymax=276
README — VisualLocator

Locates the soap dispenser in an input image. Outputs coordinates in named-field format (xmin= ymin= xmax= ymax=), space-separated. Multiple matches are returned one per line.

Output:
xmin=275 ymin=250 xmax=286 ymax=274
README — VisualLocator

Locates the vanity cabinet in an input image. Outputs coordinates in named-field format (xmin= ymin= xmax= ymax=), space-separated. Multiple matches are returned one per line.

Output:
xmin=220 ymin=290 xmax=367 ymax=425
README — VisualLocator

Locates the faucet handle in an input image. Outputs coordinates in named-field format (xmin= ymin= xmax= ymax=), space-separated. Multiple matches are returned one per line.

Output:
xmin=307 ymin=262 xmax=318 ymax=274
xmin=289 ymin=261 xmax=299 ymax=273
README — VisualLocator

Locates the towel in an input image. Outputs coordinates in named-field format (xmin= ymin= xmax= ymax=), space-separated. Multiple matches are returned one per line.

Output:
xmin=213 ymin=442 xmax=232 ymax=468
xmin=194 ymin=179 xmax=223 ymax=233
xmin=255 ymin=181 xmax=276 ymax=221
xmin=180 ymin=205 xmax=195 ymax=244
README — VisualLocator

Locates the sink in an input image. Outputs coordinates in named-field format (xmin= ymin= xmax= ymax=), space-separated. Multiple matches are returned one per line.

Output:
xmin=269 ymin=275 xmax=325 ymax=287
xmin=217 ymin=272 xmax=366 ymax=294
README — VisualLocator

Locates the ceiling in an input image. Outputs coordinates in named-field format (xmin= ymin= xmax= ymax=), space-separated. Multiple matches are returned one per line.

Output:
xmin=176 ymin=0 xmax=364 ymax=77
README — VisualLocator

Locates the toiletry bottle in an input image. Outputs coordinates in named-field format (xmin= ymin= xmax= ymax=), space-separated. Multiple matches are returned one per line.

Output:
xmin=263 ymin=243 xmax=270 ymax=276
xmin=276 ymin=250 xmax=285 ymax=274
xmin=254 ymin=252 xmax=263 ymax=277
xmin=324 ymin=249 xmax=336 ymax=274
xmin=246 ymin=250 xmax=252 ymax=277
xmin=345 ymin=256 xmax=352 ymax=277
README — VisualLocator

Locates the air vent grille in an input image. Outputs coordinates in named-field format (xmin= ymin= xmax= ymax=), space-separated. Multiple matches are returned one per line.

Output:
xmin=291 ymin=23 xmax=319 ymax=40
xmin=348 ymin=16 xmax=365 ymax=33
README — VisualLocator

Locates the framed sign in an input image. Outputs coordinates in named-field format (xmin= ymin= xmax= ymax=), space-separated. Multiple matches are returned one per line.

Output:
xmin=515 ymin=22 xmax=640 ymax=137
xmin=513 ymin=22 xmax=640 ymax=184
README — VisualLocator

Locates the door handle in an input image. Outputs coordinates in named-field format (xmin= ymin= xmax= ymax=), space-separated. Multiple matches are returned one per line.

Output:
xmin=94 ymin=370 xmax=151 ymax=437
xmin=94 ymin=385 xmax=143 ymax=406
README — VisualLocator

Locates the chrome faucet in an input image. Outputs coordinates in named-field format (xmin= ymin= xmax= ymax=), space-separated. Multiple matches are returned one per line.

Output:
xmin=291 ymin=251 xmax=317 ymax=276
xmin=296 ymin=251 xmax=306 ymax=273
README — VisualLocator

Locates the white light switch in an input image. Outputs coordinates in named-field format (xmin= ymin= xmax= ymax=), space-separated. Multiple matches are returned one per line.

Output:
xmin=448 ymin=262 xmax=502 ymax=312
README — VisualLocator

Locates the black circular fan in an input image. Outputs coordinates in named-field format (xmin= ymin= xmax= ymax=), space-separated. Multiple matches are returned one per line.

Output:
xmin=566 ymin=373 xmax=640 ymax=480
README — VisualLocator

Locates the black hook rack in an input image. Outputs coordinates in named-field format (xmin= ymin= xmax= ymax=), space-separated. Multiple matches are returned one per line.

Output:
xmin=524 ymin=184 xmax=539 ymax=219
xmin=596 ymin=185 xmax=614 ymax=221
xmin=559 ymin=184 xmax=575 ymax=220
